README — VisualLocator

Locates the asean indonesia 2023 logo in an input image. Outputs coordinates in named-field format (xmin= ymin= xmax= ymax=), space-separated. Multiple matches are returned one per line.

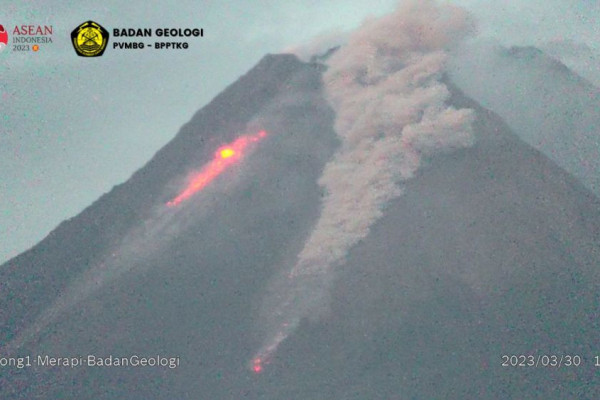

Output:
xmin=71 ymin=21 xmax=109 ymax=57
xmin=0 ymin=24 xmax=8 ymax=52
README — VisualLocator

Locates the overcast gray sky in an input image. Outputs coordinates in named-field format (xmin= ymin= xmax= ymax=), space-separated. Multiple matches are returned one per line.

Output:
xmin=1 ymin=0 xmax=598 ymax=264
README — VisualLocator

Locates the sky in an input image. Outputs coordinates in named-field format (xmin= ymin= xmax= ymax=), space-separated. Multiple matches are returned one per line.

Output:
xmin=1 ymin=0 xmax=599 ymax=264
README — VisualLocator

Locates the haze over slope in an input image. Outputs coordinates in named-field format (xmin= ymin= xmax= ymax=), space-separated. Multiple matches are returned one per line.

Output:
xmin=1 ymin=1 xmax=600 ymax=398
xmin=449 ymin=43 xmax=600 ymax=196
xmin=1 ymin=53 xmax=599 ymax=400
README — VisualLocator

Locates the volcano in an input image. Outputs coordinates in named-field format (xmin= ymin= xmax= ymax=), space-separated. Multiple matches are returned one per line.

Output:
xmin=1 ymin=49 xmax=600 ymax=398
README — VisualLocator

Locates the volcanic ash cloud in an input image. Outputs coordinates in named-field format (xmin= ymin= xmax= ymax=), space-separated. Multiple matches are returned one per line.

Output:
xmin=254 ymin=0 xmax=476 ymax=367
xmin=293 ymin=0 xmax=476 ymax=277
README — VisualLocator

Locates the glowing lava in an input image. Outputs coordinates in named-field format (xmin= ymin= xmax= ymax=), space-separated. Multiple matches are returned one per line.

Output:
xmin=252 ymin=358 xmax=263 ymax=374
xmin=167 ymin=130 xmax=267 ymax=207
xmin=220 ymin=148 xmax=235 ymax=158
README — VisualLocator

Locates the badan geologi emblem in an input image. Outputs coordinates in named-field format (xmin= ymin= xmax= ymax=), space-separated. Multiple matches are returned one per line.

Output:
xmin=0 ymin=25 xmax=8 ymax=52
xmin=71 ymin=21 xmax=109 ymax=57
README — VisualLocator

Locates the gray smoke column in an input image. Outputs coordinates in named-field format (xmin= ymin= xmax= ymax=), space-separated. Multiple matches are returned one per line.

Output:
xmin=253 ymin=0 xmax=476 ymax=368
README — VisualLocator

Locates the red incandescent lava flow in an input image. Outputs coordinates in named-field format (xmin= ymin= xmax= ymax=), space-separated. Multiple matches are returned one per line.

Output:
xmin=167 ymin=130 xmax=267 ymax=207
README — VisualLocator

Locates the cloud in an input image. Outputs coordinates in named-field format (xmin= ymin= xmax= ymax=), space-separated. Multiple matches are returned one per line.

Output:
xmin=295 ymin=0 xmax=475 ymax=276
xmin=254 ymin=0 xmax=475 ymax=366
xmin=284 ymin=30 xmax=349 ymax=62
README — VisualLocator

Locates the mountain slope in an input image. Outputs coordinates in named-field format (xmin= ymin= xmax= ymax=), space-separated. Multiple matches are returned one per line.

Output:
xmin=1 ymin=54 xmax=599 ymax=399
xmin=449 ymin=44 xmax=600 ymax=197
xmin=0 ymin=53 xmax=322 ymax=344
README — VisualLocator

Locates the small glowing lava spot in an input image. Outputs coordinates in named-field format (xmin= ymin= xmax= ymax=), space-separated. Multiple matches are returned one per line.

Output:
xmin=220 ymin=148 xmax=235 ymax=159
xmin=32 ymin=45 xmax=39 ymax=52
xmin=252 ymin=358 xmax=263 ymax=374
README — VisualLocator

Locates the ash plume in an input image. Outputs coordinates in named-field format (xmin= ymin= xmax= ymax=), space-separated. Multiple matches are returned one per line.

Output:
xmin=255 ymin=0 xmax=476 ymax=365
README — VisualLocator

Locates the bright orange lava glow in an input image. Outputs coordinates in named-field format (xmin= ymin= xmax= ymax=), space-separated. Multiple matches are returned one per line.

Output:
xmin=166 ymin=130 xmax=267 ymax=207
xmin=220 ymin=148 xmax=235 ymax=158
